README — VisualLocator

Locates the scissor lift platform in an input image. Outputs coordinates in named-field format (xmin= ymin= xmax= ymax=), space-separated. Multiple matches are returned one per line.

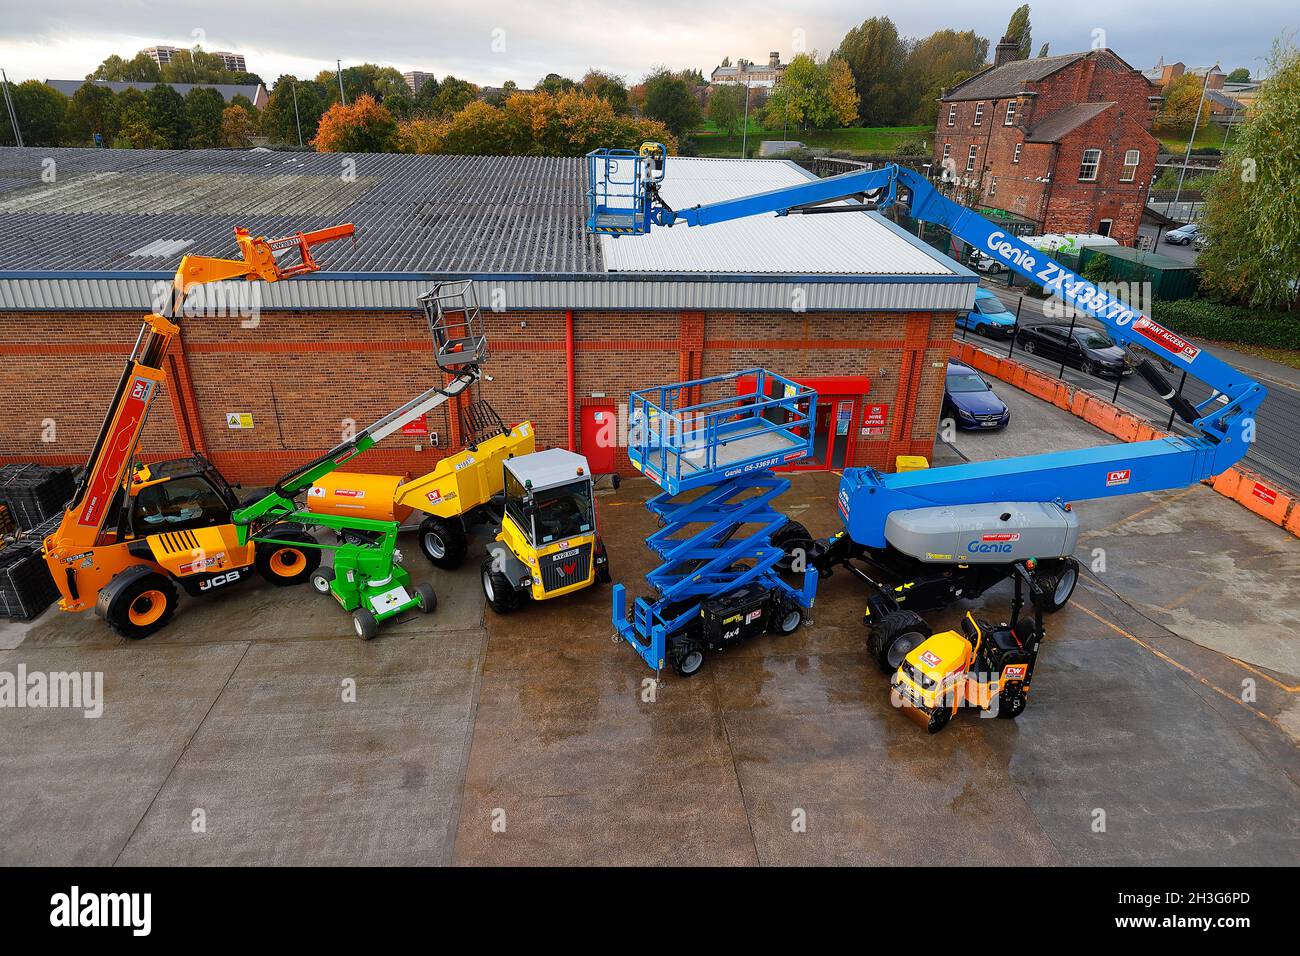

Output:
xmin=614 ymin=369 xmax=820 ymax=673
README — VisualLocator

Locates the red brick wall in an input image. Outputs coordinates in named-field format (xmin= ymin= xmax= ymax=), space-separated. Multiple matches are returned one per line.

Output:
xmin=933 ymin=49 xmax=1159 ymax=243
xmin=0 ymin=306 xmax=959 ymax=483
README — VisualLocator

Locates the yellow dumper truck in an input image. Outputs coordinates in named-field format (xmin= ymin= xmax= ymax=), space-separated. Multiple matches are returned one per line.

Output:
xmin=307 ymin=420 xmax=536 ymax=569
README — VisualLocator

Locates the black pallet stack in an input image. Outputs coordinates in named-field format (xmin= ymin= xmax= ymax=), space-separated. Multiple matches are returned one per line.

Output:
xmin=0 ymin=544 xmax=59 ymax=621
xmin=0 ymin=464 xmax=76 ymax=531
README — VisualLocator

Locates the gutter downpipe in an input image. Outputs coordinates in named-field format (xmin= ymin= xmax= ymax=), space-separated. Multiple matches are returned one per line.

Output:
xmin=566 ymin=309 xmax=576 ymax=451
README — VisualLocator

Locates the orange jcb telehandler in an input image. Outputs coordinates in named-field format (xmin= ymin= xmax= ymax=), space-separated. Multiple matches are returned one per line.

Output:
xmin=42 ymin=224 xmax=355 ymax=638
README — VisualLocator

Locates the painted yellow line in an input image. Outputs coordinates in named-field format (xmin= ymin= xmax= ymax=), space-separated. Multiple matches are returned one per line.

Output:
xmin=1225 ymin=656 xmax=1300 ymax=693
xmin=1073 ymin=603 xmax=1290 ymax=732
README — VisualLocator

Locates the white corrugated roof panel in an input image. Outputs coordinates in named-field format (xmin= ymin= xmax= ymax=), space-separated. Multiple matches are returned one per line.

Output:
xmin=598 ymin=157 xmax=957 ymax=276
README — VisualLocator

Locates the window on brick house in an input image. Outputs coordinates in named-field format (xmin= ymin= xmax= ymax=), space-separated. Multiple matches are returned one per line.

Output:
xmin=1120 ymin=149 xmax=1140 ymax=182
xmin=1079 ymin=148 xmax=1101 ymax=181
xmin=966 ymin=144 xmax=978 ymax=172
xmin=1004 ymin=100 xmax=1017 ymax=125
xmin=942 ymin=143 xmax=950 ymax=162
xmin=947 ymin=104 xmax=956 ymax=126
xmin=989 ymin=176 xmax=998 ymax=196
xmin=1013 ymin=143 xmax=1022 ymax=164
xmin=974 ymin=102 xmax=984 ymax=126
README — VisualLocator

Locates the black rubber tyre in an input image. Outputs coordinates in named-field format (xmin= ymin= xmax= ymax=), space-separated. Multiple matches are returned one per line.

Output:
xmin=1081 ymin=359 xmax=1098 ymax=376
xmin=481 ymin=558 xmax=521 ymax=615
xmin=771 ymin=520 xmax=813 ymax=572
xmin=1036 ymin=556 xmax=1079 ymax=612
xmin=974 ymin=323 xmax=988 ymax=338
xmin=418 ymin=516 xmax=469 ymax=570
xmin=998 ymin=686 xmax=1027 ymax=719
xmin=928 ymin=703 xmax=953 ymax=734
xmin=107 ymin=572 xmax=178 ymax=640
xmin=869 ymin=609 xmax=933 ymax=673
xmin=254 ymin=527 xmax=321 ymax=586
xmin=310 ymin=566 xmax=335 ymax=596
xmin=769 ymin=600 xmax=803 ymax=635
xmin=594 ymin=538 xmax=611 ymax=585
xmin=413 ymin=582 xmax=437 ymax=614
xmin=1022 ymin=338 xmax=1037 ymax=355
xmin=353 ymin=608 xmax=379 ymax=641
xmin=667 ymin=633 xmax=706 ymax=677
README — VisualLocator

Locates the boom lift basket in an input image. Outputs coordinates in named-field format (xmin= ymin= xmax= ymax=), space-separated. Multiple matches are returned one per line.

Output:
xmin=586 ymin=144 xmax=666 ymax=236
xmin=421 ymin=280 xmax=489 ymax=370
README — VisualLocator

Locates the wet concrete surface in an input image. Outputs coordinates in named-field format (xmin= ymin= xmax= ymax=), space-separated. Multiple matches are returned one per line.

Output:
xmin=2 ymin=385 xmax=1298 ymax=865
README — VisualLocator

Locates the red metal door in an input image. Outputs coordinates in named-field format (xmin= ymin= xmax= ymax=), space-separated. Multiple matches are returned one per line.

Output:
xmin=580 ymin=405 xmax=617 ymax=474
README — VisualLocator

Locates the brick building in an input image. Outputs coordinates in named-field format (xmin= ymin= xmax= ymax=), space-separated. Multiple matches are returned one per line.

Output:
xmin=0 ymin=148 xmax=973 ymax=487
xmin=934 ymin=43 xmax=1160 ymax=245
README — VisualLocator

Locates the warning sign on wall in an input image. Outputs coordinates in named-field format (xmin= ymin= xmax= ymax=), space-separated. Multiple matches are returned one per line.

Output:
xmin=401 ymin=415 xmax=429 ymax=436
xmin=226 ymin=413 xmax=254 ymax=429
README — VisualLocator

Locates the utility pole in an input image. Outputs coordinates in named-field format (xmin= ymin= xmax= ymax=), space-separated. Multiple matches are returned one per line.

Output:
xmin=0 ymin=68 xmax=23 ymax=148
xmin=740 ymin=75 xmax=751 ymax=158
xmin=1172 ymin=74 xmax=1209 ymax=216
xmin=291 ymin=80 xmax=303 ymax=146
xmin=336 ymin=59 xmax=346 ymax=105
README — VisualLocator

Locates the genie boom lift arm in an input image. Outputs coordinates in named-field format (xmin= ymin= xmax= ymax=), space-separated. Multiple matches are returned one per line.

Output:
xmin=586 ymin=149 xmax=1265 ymax=553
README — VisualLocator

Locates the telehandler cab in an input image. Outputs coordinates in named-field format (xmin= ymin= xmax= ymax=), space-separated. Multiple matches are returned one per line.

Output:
xmin=42 ymin=223 xmax=355 ymax=639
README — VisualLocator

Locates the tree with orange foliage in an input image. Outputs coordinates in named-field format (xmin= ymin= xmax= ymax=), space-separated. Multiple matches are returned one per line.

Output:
xmin=313 ymin=93 xmax=397 ymax=152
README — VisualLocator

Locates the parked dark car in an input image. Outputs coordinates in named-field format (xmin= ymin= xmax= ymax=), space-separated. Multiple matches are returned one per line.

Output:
xmin=944 ymin=360 xmax=1010 ymax=430
xmin=1015 ymin=323 xmax=1132 ymax=377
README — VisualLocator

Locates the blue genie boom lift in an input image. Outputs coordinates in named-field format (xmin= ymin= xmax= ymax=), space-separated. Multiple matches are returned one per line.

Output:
xmin=589 ymin=144 xmax=1266 ymax=687
xmin=612 ymin=369 xmax=821 ymax=676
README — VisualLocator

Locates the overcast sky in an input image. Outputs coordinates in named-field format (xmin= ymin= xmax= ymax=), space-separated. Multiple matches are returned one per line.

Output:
xmin=1 ymin=1 xmax=1293 ymax=86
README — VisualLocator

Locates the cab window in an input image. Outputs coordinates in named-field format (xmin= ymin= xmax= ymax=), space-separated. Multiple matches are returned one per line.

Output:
xmin=131 ymin=476 xmax=228 ymax=534
xmin=503 ymin=469 xmax=533 ymax=542
xmin=533 ymin=480 xmax=593 ymax=544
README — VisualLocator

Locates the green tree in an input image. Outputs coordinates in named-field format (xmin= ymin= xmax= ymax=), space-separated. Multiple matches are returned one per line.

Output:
xmin=535 ymin=73 xmax=576 ymax=95
xmin=902 ymin=29 xmax=990 ymax=125
xmin=641 ymin=67 xmax=703 ymax=136
xmin=706 ymin=83 xmax=745 ymax=135
xmin=67 ymin=82 xmax=120 ymax=145
xmin=1004 ymin=5 xmax=1032 ymax=61
xmin=440 ymin=100 xmax=513 ymax=154
xmin=262 ymin=76 xmax=328 ymax=145
xmin=184 ymin=86 xmax=225 ymax=147
xmin=1157 ymin=73 xmax=1207 ymax=131
xmin=581 ymin=70 xmax=629 ymax=113
xmin=90 ymin=52 xmax=162 ymax=82
xmin=837 ymin=16 xmax=907 ymax=125
xmin=764 ymin=54 xmax=833 ymax=131
xmin=1226 ymin=67 xmax=1250 ymax=83
xmin=0 ymin=81 xmax=69 ymax=146
xmin=1198 ymin=40 xmax=1300 ymax=310
xmin=229 ymin=94 xmax=258 ymax=119
xmin=413 ymin=75 xmax=442 ymax=112
xmin=428 ymin=76 xmax=478 ymax=117
xmin=219 ymin=105 xmax=257 ymax=147
xmin=145 ymin=83 xmax=188 ymax=147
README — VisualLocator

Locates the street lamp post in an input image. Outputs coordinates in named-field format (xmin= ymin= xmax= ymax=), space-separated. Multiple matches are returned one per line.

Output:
xmin=292 ymin=81 xmax=303 ymax=147
xmin=1172 ymin=74 xmax=1209 ymax=216
xmin=336 ymin=59 xmax=347 ymax=105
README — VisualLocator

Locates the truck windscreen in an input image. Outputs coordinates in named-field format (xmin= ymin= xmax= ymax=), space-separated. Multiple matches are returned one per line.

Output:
xmin=533 ymin=481 xmax=594 ymax=544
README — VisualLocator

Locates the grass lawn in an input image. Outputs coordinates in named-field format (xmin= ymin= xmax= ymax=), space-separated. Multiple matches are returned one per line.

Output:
xmin=692 ymin=121 xmax=930 ymax=158
xmin=1156 ymin=124 xmax=1241 ymax=154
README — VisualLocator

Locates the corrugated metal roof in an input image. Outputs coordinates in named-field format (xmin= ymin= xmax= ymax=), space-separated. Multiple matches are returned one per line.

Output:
xmin=599 ymin=158 xmax=957 ymax=276
xmin=0 ymin=147 xmax=974 ymax=310
xmin=0 ymin=148 xmax=600 ymax=274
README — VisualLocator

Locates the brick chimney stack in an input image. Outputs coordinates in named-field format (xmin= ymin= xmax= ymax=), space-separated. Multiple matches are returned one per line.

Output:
xmin=994 ymin=35 xmax=1021 ymax=68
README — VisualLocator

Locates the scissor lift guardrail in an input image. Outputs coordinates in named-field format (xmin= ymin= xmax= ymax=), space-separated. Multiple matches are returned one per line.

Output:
xmin=613 ymin=369 xmax=821 ymax=671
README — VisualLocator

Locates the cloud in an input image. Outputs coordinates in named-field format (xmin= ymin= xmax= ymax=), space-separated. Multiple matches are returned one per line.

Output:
xmin=0 ymin=0 xmax=1288 ymax=85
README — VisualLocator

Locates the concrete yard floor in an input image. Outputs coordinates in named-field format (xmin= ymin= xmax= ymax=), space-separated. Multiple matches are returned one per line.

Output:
xmin=2 ymin=386 xmax=1298 ymax=865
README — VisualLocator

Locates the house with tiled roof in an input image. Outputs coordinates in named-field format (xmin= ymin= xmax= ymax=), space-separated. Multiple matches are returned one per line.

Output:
xmin=933 ymin=38 xmax=1160 ymax=245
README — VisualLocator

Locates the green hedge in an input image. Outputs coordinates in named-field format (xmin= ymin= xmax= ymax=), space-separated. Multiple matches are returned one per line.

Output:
xmin=1150 ymin=299 xmax=1299 ymax=350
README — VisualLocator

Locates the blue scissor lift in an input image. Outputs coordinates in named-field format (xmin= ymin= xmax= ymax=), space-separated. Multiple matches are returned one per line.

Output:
xmin=612 ymin=369 xmax=821 ymax=676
